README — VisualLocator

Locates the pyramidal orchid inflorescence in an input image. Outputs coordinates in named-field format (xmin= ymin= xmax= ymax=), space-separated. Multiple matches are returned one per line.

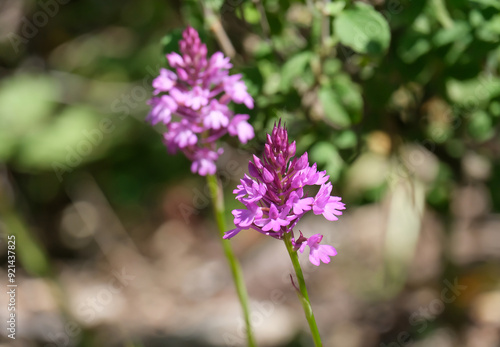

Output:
xmin=225 ymin=121 xmax=346 ymax=266
xmin=146 ymin=27 xmax=255 ymax=176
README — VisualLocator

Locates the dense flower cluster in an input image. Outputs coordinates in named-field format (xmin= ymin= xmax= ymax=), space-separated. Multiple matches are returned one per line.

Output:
xmin=146 ymin=27 xmax=255 ymax=175
xmin=225 ymin=122 xmax=345 ymax=266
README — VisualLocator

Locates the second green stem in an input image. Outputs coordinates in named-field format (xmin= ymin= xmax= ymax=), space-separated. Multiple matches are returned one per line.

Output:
xmin=206 ymin=174 xmax=256 ymax=347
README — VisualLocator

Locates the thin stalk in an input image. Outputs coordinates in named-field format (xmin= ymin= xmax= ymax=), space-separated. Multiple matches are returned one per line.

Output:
xmin=284 ymin=232 xmax=322 ymax=347
xmin=206 ymin=174 xmax=256 ymax=347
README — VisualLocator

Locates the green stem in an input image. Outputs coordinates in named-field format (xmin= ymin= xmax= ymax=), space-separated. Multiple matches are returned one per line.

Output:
xmin=206 ymin=174 xmax=256 ymax=347
xmin=284 ymin=232 xmax=323 ymax=347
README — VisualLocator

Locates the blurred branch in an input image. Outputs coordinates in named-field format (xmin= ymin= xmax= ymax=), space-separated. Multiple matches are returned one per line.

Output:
xmin=321 ymin=0 xmax=331 ymax=52
xmin=64 ymin=173 xmax=149 ymax=269
xmin=253 ymin=0 xmax=271 ymax=39
xmin=202 ymin=3 xmax=236 ymax=58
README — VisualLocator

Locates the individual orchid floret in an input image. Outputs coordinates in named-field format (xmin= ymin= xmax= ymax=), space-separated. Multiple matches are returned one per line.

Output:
xmin=287 ymin=190 xmax=314 ymax=215
xmin=146 ymin=26 xmax=255 ymax=176
xmin=224 ymin=74 xmax=254 ymax=109
xmin=232 ymin=202 xmax=263 ymax=228
xmin=255 ymin=204 xmax=296 ymax=232
xmin=224 ymin=121 xmax=345 ymax=266
xmin=147 ymin=96 xmax=177 ymax=125
xmin=153 ymin=68 xmax=177 ymax=94
xmin=313 ymin=183 xmax=345 ymax=221
xmin=297 ymin=233 xmax=337 ymax=266
xmin=190 ymin=148 xmax=222 ymax=176
xmin=228 ymin=114 xmax=255 ymax=144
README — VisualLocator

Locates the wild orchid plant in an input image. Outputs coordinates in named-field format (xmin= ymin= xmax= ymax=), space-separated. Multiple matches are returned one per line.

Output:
xmin=148 ymin=26 xmax=346 ymax=347
xmin=225 ymin=121 xmax=346 ymax=346
xmin=146 ymin=27 xmax=256 ymax=346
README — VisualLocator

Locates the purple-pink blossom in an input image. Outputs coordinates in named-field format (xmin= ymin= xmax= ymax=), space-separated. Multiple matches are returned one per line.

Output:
xmin=224 ymin=121 xmax=345 ymax=266
xmin=146 ymin=27 xmax=255 ymax=176
xmin=298 ymin=234 xmax=338 ymax=266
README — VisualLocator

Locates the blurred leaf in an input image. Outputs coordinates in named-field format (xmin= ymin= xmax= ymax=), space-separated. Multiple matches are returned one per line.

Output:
xmin=296 ymin=132 xmax=316 ymax=154
xmin=243 ymin=2 xmax=261 ymax=24
xmin=469 ymin=9 xmax=485 ymax=28
xmin=259 ymin=60 xmax=282 ymax=95
xmin=447 ymin=76 xmax=500 ymax=106
xmin=318 ymin=86 xmax=351 ymax=128
xmin=324 ymin=2 xmax=345 ymax=16
xmin=280 ymin=51 xmax=313 ymax=92
xmin=272 ymin=28 xmax=307 ymax=55
xmin=17 ymin=106 xmax=102 ymax=169
xmin=161 ymin=29 xmax=185 ymax=56
xmin=432 ymin=21 xmax=470 ymax=47
xmin=389 ymin=0 xmax=427 ymax=29
xmin=334 ymin=3 xmax=391 ymax=55
xmin=310 ymin=141 xmax=344 ymax=181
xmin=397 ymin=20 xmax=432 ymax=63
xmin=0 ymin=74 xmax=59 ymax=161
xmin=0 ymin=75 xmax=58 ymax=129
xmin=444 ymin=34 xmax=473 ymax=65
xmin=413 ymin=14 xmax=432 ymax=34
xmin=490 ymin=101 xmax=500 ymax=116
xmin=334 ymin=130 xmax=357 ymax=149
xmin=0 ymin=131 xmax=15 ymax=160
xmin=258 ymin=59 xmax=277 ymax=79
xmin=252 ymin=40 xmax=273 ymax=58
xmin=398 ymin=36 xmax=431 ymax=63
xmin=331 ymin=74 xmax=363 ymax=124
xmin=470 ymin=0 xmax=500 ymax=9
xmin=476 ymin=14 xmax=500 ymax=42
xmin=322 ymin=58 xmax=342 ymax=77
xmin=468 ymin=110 xmax=494 ymax=141
xmin=266 ymin=9 xmax=285 ymax=35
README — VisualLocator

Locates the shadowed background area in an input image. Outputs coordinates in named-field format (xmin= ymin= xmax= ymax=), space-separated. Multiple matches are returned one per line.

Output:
xmin=1 ymin=0 xmax=500 ymax=346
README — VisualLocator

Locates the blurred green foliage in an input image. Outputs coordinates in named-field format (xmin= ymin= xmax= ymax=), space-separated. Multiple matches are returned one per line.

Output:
xmin=0 ymin=0 xmax=498 ymax=236
xmin=0 ymin=0 xmax=498 ymax=239
xmin=0 ymin=0 xmax=499 ymax=346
